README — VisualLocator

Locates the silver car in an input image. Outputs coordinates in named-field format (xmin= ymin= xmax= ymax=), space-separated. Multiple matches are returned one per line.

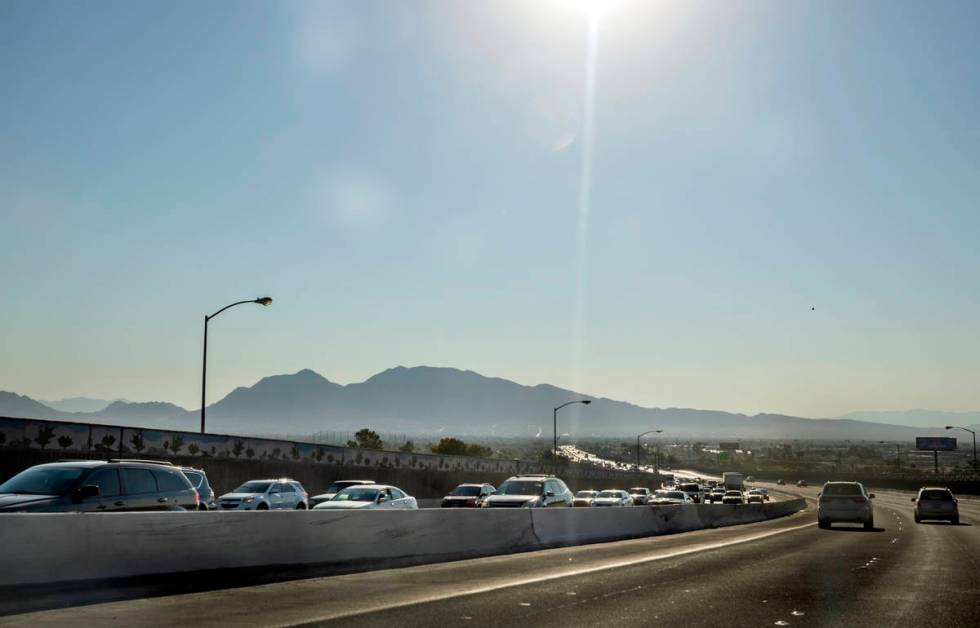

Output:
xmin=817 ymin=481 xmax=875 ymax=529
xmin=309 ymin=480 xmax=375 ymax=508
xmin=313 ymin=484 xmax=417 ymax=510
xmin=628 ymin=487 xmax=651 ymax=505
xmin=592 ymin=490 xmax=633 ymax=507
xmin=218 ymin=479 xmax=309 ymax=510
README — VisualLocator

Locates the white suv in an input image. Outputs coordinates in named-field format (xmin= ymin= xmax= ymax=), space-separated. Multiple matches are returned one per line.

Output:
xmin=218 ymin=479 xmax=309 ymax=510
xmin=912 ymin=487 xmax=959 ymax=524
xmin=481 ymin=475 xmax=573 ymax=508
xmin=817 ymin=481 xmax=875 ymax=529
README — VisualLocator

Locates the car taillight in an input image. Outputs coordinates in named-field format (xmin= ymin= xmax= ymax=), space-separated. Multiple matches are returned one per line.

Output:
xmin=194 ymin=491 xmax=200 ymax=506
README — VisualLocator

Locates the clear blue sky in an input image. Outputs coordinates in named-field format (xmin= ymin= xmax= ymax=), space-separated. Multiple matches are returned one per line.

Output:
xmin=2 ymin=0 xmax=978 ymax=417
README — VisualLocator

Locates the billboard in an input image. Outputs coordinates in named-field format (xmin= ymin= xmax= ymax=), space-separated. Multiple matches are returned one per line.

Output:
xmin=719 ymin=442 xmax=740 ymax=451
xmin=915 ymin=437 xmax=957 ymax=451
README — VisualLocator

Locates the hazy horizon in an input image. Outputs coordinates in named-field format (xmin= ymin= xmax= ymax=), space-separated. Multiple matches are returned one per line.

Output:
xmin=3 ymin=1 xmax=979 ymax=417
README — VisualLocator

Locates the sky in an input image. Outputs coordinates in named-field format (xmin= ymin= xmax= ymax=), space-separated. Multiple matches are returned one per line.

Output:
xmin=2 ymin=0 xmax=979 ymax=418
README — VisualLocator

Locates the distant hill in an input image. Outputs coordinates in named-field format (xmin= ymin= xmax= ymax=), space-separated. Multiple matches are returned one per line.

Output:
xmin=39 ymin=397 xmax=116 ymax=413
xmin=5 ymin=367 xmax=978 ymax=441
xmin=836 ymin=409 xmax=980 ymax=429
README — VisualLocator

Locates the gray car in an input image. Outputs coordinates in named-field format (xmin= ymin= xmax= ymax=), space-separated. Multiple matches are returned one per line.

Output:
xmin=180 ymin=466 xmax=216 ymax=510
xmin=0 ymin=459 xmax=199 ymax=512
xmin=218 ymin=479 xmax=309 ymax=510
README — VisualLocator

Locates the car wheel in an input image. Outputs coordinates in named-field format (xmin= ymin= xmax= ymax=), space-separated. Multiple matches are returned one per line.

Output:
xmin=914 ymin=513 xmax=921 ymax=523
xmin=256 ymin=503 xmax=269 ymax=510
xmin=864 ymin=517 xmax=873 ymax=530
xmin=198 ymin=504 xmax=208 ymax=511
xmin=296 ymin=502 xmax=307 ymax=510
xmin=818 ymin=520 xmax=829 ymax=529
xmin=951 ymin=516 xmax=959 ymax=525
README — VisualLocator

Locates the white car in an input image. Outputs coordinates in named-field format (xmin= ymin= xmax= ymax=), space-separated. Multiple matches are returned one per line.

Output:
xmin=649 ymin=490 xmax=693 ymax=505
xmin=218 ymin=479 xmax=309 ymax=510
xmin=746 ymin=489 xmax=765 ymax=504
xmin=912 ymin=487 xmax=958 ymax=524
xmin=591 ymin=490 xmax=632 ymax=507
xmin=309 ymin=480 xmax=375 ymax=508
xmin=817 ymin=481 xmax=874 ymax=529
xmin=721 ymin=490 xmax=744 ymax=505
xmin=628 ymin=487 xmax=651 ymax=505
xmin=312 ymin=484 xmax=417 ymax=510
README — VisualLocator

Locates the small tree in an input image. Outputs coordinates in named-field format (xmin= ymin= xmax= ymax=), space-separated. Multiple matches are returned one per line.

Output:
xmin=130 ymin=431 xmax=145 ymax=454
xmin=346 ymin=428 xmax=384 ymax=450
xmin=399 ymin=440 xmax=415 ymax=453
xmin=245 ymin=448 xmax=255 ymax=459
xmin=35 ymin=425 xmax=55 ymax=450
xmin=430 ymin=437 xmax=468 ymax=456
xmin=466 ymin=443 xmax=493 ymax=459
xmin=0 ymin=432 xmax=6 ymax=447
xmin=170 ymin=435 xmax=185 ymax=455
xmin=100 ymin=434 xmax=116 ymax=451
xmin=232 ymin=440 xmax=245 ymax=458
xmin=291 ymin=445 xmax=300 ymax=460
xmin=188 ymin=443 xmax=200 ymax=456
xmin=57 ymin=435 xmax=74 ymax=450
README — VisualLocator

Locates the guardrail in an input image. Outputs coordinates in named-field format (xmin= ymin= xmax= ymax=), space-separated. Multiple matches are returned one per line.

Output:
xmin=0 ymin=499 xmax=805 ymax=588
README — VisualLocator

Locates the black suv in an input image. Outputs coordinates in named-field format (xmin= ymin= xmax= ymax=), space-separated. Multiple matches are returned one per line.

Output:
xmin=0 ymin=460 xmax=199 ymax=512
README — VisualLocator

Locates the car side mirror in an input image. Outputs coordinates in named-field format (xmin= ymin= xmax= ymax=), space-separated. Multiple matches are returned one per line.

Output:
xmin=73 ymin=484 xmax=100 ymax=503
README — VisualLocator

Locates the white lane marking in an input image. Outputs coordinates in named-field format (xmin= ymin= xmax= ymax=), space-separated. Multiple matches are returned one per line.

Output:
xmin=791 ymin=610 xmax=805 ymax=616
xmin=279 ymin=519 xmax=817 ymax=626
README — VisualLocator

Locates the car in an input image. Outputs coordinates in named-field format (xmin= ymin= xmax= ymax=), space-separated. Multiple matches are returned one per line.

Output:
xmin=179 ymin=466 xmax=215 ymax=510
xmin=797 ymin=480 xmax=808 ymax=488
xmin=707 ymin=480 xmax=718 ymax=488
xmin=745 ymin=476 xmax=754 ymax=482
xmin=481 ymin=475 xmax=573 ymax=508
xmin=592 ymin=490 xmax=633 ymax=507
xmin=441 ymin=483 xmax=495 ymax=508
xmin=707 ymin=488 xmax=726 ymax=503
xmin=648 ymin=490 xmax=693 ymax=505
xmin=573 ymin=490 xmax=599 ymax=507
xmin=722 ymin=490 xmax=744 ymax=505
xmin=912 ymin=487 xmax=959 ymax=524
xmin=309 ymin=480 xmax=375 ymax=508
xmin=628 ymin=487 xmax=651 ymax=505
xmin=758 ymin=488 xmax=770 ymax=501
xmin=0 ymin=459 xmax=199 ymax=512
xmin=313 ymin=484 xmax=417 ymax=509
xmin=677 ymin=482 xmax=702 ymax=504
xmin=776 ymin=479 xmax=785 ymax=486
xmin=746 ymin=489 xmax=764 ymax=504
xmin=817 ymin=482 xmax=874 ymax=529
xmin=218 ymin=479 xmax=309 ymax=510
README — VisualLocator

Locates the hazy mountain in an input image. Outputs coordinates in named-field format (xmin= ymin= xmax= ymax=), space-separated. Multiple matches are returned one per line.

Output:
xmin=196 ymin=366 xmax=974 ymax=442
xmin=836 ymin=409 xmax=980 ymax=429
xmin=5 ymin=367 xmax=978 ymax=442
xmin=40 ymin=397 xmax=116 ymax=413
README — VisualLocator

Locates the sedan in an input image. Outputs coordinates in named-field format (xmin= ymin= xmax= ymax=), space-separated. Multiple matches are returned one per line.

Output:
xmin=722 ymin=490 xmax=744 ymax=505
xmin=572 ymin=490 xmax=599 ymax=507
xmin=309 ymin=480 xmax=375 ymax=508
xmin=817 ymin=481 xmax=874 ymax=529
xmin=441 ymin=483 xmax=495 ymax=508
xmin=648 ymin=490 xmax=693 ymax=506
xmin=746 ymin=490 xmax=764 ymax=504
xmin=591 ymin=490 xmax=633 ymax=507
xmin=313 ymin=484 xmax=418 ymax=510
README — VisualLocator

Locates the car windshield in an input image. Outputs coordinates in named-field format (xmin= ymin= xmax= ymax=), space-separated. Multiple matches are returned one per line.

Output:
xmin=0 ymin=466 xmax=86 ymax=495
xmin=823 ymin=484 xmax=863 ymax=496
xmin=234 ymin=481 xmax=272 ymax=494
xmin=920 ymin=490 xmax=953 ymax=500
xmin=496 ymin=481 xmax=543 ymax=496
xmin=334 ymin=488 xmax=380 ymax=502
xmin=451 ymin=486 xmax=482 ymax=497
xmin=598 ymin=491 xmax=620 ymax=498
xmin=726 ymin=491 xmax=741 ymax=496
xmin=630 ymin=488 xmax=647 ymax=494
xmin=575 ymin=491 xmax=597 ymax=498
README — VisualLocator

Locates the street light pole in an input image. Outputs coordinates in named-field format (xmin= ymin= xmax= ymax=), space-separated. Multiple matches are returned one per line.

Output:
xmin=553 ymin=400 xmax=591 ymax=457
xmin=200 ymin=297 xmax=272 ymax=434
xmin=946 ymin=425 xmax=978 ymax=470
xmin=636 ymin=429 xmax=663 ymax=471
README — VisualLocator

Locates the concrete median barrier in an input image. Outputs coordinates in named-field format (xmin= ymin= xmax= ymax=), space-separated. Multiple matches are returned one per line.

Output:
xmin=0 ymin=499 xmax=806 ymax=589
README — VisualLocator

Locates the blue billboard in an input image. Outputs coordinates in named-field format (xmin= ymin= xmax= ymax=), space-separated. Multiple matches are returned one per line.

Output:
xmin=915 ymin=437 xmax=957 ymax=451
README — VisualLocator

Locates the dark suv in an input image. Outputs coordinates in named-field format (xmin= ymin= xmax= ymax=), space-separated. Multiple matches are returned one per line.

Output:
xmin=0 ymin=460 xmax=199 ymax=512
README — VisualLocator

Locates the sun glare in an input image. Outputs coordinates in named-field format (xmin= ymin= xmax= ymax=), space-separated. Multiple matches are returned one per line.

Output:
xmin=553 ymin=0 xmax=631 ymax=19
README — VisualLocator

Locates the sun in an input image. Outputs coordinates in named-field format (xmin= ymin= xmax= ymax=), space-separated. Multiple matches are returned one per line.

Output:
xmin=552 ymin=0 xmax=631 ymax=19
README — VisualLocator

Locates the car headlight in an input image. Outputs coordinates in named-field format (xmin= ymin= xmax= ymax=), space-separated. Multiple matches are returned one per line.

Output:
xmin=243 ymin=497 xmax=254 ymax=504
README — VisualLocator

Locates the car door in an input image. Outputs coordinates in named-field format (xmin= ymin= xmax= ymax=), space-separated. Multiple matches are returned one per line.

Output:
xmin=86 ymin=468 xmax=126 ymax=511
xmin=120 ymin=468 xmax=161 ymax=511
xmin=268 ymin=483 xmax=285 ymax=509
xmin=389 ymin=487 xmax=410 ymax=508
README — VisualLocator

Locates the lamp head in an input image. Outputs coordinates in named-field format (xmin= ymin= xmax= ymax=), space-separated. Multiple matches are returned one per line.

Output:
xmin=255 ymin=297 xmax=273 ymax=306
xmin=582 ymin=400 xmax=591 ymax=405
xmin=945 ymin=426 xmax=953 ymax=430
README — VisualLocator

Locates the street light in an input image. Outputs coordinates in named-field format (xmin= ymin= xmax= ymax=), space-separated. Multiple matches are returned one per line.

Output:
xmin=554 ymin=400 xmax=591 ymax=456
xmin=636 ymin=429 xmax=663 ymax=471
xmin=200 ymin=297 xmax=272 ymax=434
xmin=945 ymin=425 xmax=977 ymax=470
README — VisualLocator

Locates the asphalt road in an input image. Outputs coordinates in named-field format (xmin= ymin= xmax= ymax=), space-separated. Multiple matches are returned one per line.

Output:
xmin=3 ymin=484 xmax=976 ymax=627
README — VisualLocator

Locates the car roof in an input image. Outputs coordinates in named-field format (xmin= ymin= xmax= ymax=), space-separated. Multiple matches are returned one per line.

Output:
xmin=335 ymin=479 xmax=374 ymax=484
xmin=45 ymin=460 xmax=179 ymax=470
xmin=823 ymin=481 xmax=862 ymax=486
xmin=455 ymin=483 xmax=485 ymax=488
xmin=918 ymin=486 xmax=951 ymax=492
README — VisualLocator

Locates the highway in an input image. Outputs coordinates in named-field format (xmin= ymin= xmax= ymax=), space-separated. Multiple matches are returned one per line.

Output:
xmin=4 ymin=482 xmax=976 ymax=627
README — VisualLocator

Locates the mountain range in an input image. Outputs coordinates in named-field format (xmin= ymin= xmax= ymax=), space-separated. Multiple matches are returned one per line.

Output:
xmin=2 ymin=366 xmax=978 ymax=442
